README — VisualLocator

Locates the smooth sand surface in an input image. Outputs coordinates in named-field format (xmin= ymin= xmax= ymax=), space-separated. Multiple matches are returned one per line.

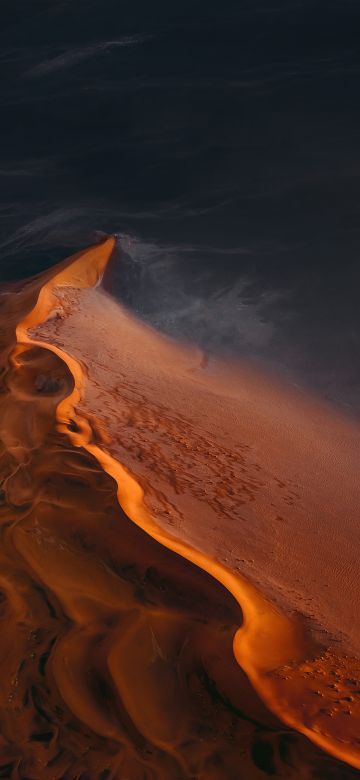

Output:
xmin=0 ymin=238 xmax=359 ymax=777
xmin=29 ymin=244 xmax=360 ymax=649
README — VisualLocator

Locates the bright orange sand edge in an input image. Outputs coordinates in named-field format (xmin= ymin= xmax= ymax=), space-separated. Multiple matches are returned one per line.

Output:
xmin=14 ymin=237 xmax=360 ymax=771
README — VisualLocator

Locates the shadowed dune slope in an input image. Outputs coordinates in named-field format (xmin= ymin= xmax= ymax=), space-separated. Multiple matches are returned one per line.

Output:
xmin=0 ymin=238 xmax=359 ymax=778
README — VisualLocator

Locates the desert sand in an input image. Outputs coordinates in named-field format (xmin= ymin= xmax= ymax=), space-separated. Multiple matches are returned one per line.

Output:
xmin=0 ymin=237 xmax=359 ymax=778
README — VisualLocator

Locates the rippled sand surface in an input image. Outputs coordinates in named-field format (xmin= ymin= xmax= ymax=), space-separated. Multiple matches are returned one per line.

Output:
xmin=0 ymin=238 xmax=359 ymax=778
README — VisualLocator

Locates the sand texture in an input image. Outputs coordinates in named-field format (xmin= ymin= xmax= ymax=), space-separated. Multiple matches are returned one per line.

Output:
xmin=0 ymin=238 xmax=359 ymax=778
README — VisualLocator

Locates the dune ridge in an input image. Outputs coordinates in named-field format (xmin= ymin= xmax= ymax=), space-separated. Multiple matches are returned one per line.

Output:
xmin=0 ymin=237 xmax=359 ymax=777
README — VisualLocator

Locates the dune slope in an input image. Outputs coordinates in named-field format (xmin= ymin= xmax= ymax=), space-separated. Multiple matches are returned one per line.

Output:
xmin=0 ymin=238 xmax=359 ymax=778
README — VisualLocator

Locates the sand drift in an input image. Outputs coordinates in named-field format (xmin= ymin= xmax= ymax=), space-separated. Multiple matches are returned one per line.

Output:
xmin=0 ymin=237 xmax=359 ymax=778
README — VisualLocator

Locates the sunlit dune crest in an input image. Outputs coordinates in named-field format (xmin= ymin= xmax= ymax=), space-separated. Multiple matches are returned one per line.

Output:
xmin=0 ymin=237 xmax=359 ymax=778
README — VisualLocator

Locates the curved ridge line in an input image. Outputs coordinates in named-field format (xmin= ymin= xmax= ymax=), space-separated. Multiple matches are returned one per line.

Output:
xmin=15 ymin=240 xmax=360 ymax=771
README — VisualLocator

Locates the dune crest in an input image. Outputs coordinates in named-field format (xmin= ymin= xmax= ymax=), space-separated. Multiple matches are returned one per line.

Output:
xmin=0 ymin=238 xmax=359 ymax=777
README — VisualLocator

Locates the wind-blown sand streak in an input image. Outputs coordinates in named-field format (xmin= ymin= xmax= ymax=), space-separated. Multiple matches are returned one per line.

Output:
xmin=0 ymin=237 xmax=359 ymax=777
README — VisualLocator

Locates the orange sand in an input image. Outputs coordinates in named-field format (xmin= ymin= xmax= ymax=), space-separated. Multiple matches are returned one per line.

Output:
xmin=0 ymin=237 xmax=359 ymax=777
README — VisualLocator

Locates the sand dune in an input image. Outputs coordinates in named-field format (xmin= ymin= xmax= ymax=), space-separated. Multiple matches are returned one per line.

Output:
xmin=0 ymin=238 xmax=359 ymax=778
